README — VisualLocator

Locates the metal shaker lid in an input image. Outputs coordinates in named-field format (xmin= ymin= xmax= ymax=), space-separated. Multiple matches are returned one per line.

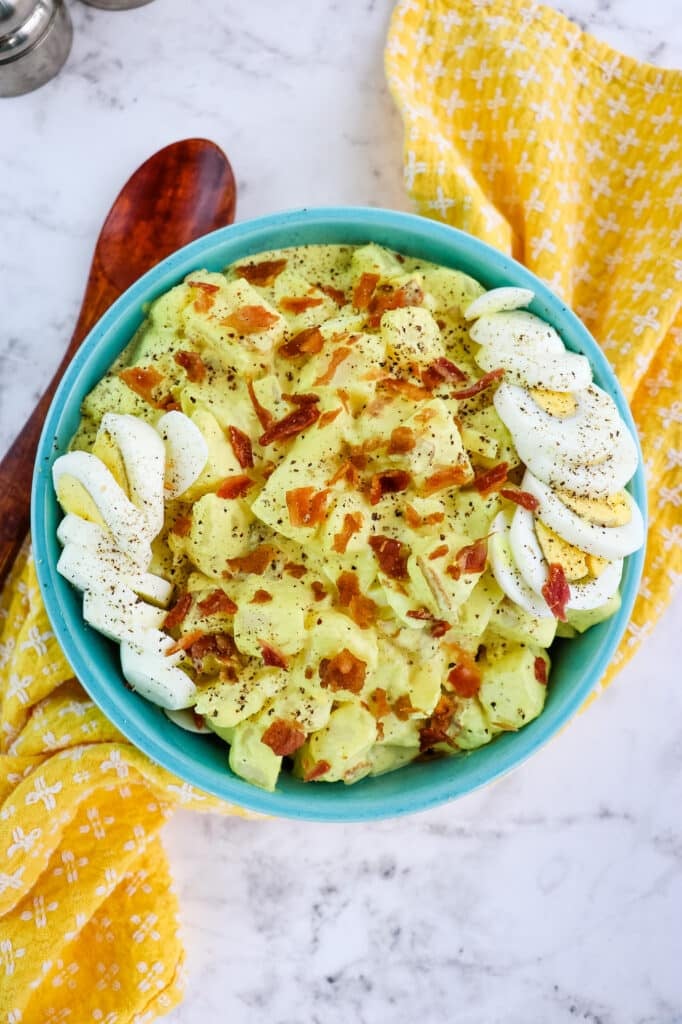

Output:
xmin=0 ymin=0 xmax=57 ymax=62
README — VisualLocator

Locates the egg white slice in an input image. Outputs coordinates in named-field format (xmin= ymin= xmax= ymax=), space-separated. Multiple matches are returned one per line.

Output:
xmin=469 ymin=310 xmax=566 ymax=354
xmin=164 ymin=708 xmax=212 ymax=733
xmin=476 ymin=342 xmax=592 ymax=392
xmin=463 ymin=288 xmax=535 ymax=321
xmin=489 ymin=511 xmax=554 ymax=618
xmin=521 ymin=472 xmax=644 ymax=559
xmin=120 ymin=641 xmax=197 ymax=710
xmin=156 ymin=410 xmax=209 ymax=499
xmin=509 ymin=505 xmax=624 ymax=611
xmin=57 ymin=541 xmax=172 ymax=608
xmin=52 ymin=451 xmax=152 ymax=568
xmin=82 ymin=584 xmax=166 ymax=644
xmin=100 ymin=413 xmax=166 ymax=536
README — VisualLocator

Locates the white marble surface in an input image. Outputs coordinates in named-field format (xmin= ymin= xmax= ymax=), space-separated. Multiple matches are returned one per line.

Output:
xmin=1 ymin=1 xmax=680 ymax=1021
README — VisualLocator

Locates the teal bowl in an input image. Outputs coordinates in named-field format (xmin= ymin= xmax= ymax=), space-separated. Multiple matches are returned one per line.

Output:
xmin=31 ymin=207 xmax=646 ymax=821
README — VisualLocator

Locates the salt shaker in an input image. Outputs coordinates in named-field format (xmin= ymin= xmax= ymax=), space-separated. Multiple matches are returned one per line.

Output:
xmin=0 ymin=0 xmax=72 ymax=97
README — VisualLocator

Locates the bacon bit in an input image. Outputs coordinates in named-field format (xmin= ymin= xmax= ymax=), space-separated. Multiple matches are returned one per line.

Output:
xmin=261 ymin=719 xmax=304 ymax=755
xmin=316 ymin=282 xmax=347 ymax=305
xmin=336 ymin=571 xmax=378 ymax=628
xmin=367 ymin=687 xmax=391 ymax=720
xmin=447 ymin=659 xmax=482 ymax=698
xmin=286 ymin=487 xmax=331 ymax=527
xmin=261 ymin=460 xmax=276 ymax=480
xmin=223 ymin=305 xmax=279 ymax=334
xmin=428 ymin=544 xmax=449 ymax=560
xmin=226 ymin=544 xmax=276 ymax=576
xmin=216 ymin=474 xmax=253 ymax=499
xmin=235 ymin=259 xmax=287 ymax=286
xmin=352 ymin=272 xmax=379 ymax=310
xmin=388 ymin=426 xmax=416 ymax=454
xmin=259 ymin=403 xmax=320 ymax=446
xmin=197 ymin=589 xmax=238 ymax=616
xmin=431 ymin=619 xmax=450 ymax=638
xmin=393 ymin=694 xmax=416 ymax=720
xmin=332 ymin=512 xmax=363 ymax=554
xmin=313 ymin=346 xmax=352 ymax=386
xmin=542 ymin=563 xmax=571 ymax=621
xmin=499 ymin=488 xmax=540 ymax=512
xmin=419 ymin=694 xmax=456 ymax=751
xmin=171 ymin=514 xmax=192 ymax=537
xmin=336 ymin=388 xmax=351 ymax=412
xmin=304 ymin=759 xmax=331 ymax=781
xmin=188 ymin=279 xmax=220 ymax=313
xmin=328 ymin=460 xmax=360 ymax=488
xmin=421 ymin=356 xmax=467 ymax=389
xmin=163 ymin=593 xmax=192 ymax=630
xmin=189 ymin=632 xmax=237 ymax=669
xmin=405 ymin=504 xmax=422 ymax=528
xmin=317 ymin=407 xmax=343 ymax=429
xmin=406 ymin=607 xmax=432 ymax=620
xmin=446 ymin=538 xmax=489 ymax=580
xmin=368 ymin=470 xmax=411 ymax=506
xmin=473 ymin=462 xmax=509 ymax=495
xmin=228 ymin=425 xmax=254 ymax=469
xmin=311 ymin=581 xmax=327 ymax=601
xmin=119 ymin=366 xmax=165 ymax=406
xmin=278 ymin=326 xmax=325 ymax=359
xmin=367 ymin=281 xmax=424 ymax=328
xmin=165 ymin=629 xmax=206 ymax=656
xmin=283 ymin=562 xmax=307 ymax=579
xmin=282 ymin=392 xmax=320 ymax=407
xmin=534 ymin=656 xmax=548 ymax=685
xmin=174 ymin=349 xmax=207 ymax=383
xmin=419 ymin=464 xmax=471 ymax=496
xmin=251 ymin=589 xmax=273 ymax=604
xmin=369 ymin=535 xmax=410 ymax=581
xmin=451 ymin=367 xmax=505 ymax=400
xmin=246 ymin=378 xmax=274 ymax=429
xmin=378 ymin=377 xmax=431 ymax=402
xmin=319 ymin=649 xmax=367 ymax=694
xmin=156 ymin=394 xmax=181 ymax=412
xmin=260 ymin=642 xmax=289 ymax=670
xmin=279 ymin=295 xmax=325 ymax=314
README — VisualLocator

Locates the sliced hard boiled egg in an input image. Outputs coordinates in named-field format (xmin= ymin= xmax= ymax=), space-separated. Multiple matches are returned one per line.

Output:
xmin=155 ymin=410 xmax=209 ymax=499
xmin=476 ymin=341 xmax=592 ymax=392
xmin=489 ymin=511 xmax=553 ymax=619
xmin=469 ymin=310 xmax=566 ymax=354
xmin=520 ymin=472 xmax=644 ymax=559
xmin=53 ymin=451 xmax=152 ymax=568
xmin=82 ymin=584 xmax=166 ymax=643
xmin=57 ymin=541 xmax=172 ymax=608
xmin=164 ymin=708 xmax=212 ymax=733
xmin=463 ymin=287 xmax=535 ymax=321
xmin=120 ymin=640 xmax=197 ymax=710
xmin=99 ymin=413 xmax=166 ymax=536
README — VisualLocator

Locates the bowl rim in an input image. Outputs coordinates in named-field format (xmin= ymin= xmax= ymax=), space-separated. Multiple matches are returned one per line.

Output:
xmin=31 ymin=205 xmax=647 ymax=821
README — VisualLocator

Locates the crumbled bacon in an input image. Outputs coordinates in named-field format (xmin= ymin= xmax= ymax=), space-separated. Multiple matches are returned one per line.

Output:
xmin=393 ymin=694 xmax=416 ymax=720
xmin=283 ymin=562 xmax=307 ymax=579
xmin=388 ymin=426 xmax=416 ymax=454
xmin=319 ymin=648 xmax=367 ymax=693
xmin=163 ymin=592 xmax=192 ymax=630
xmin=447 ymin=658 xmax=482 ymax=698
xmin=367 ymin=281 xmax=424 ymax=328
xmin=421 ymin=356 xmax=467 ymax=389
xmin=404 ymin=504 xmax=445 ymax=528
xmin=499 ymin=488 xmax=540 ymax=512
xmin=197 ymin=589 xmax=238 ymax=616
xmin=260 ymin=642 xmax=289 ymax=669
xmin=166 ymin=629 xmax=205 ymax=656
xmin=228 ymin=425 xmax=254 ymax=469
xmin=188 ymin=280 xmax=220 ymax=313
xmin=258 ymin=403 xmax=320 ymax=446
xmin=419 ymin=694 xmax=456 ymax=751
xmin=318 ymin=407 xmax=343 ymax=429
xmin=216 ymin=475 xmax=253 ymax=499
xmin=313 ymin=346 xmax=352 ymax=386
xmin=316 ymin=283 xmax=347 ymax=305
xmin=223 ymin=305 xmax=279 ymax=334
xmin=377 ymin=377 xmax=431 ymax=402
xmin=251 ymin=589 xmax=273 ymax=604
xmin=261 ymin=719 xmax=304 ymax=755
xmin=286 ymin=487 xmax=330 ymax=527
xmin=369 ymin=535 xmax=410 ymax=580
xmin=246 ymin=379 xmax=274 ymax=429
xmin=446 ymin=538 xmax=488 ymax=580
xmin=419 ymin=464 xmax=471 ymax=496
xmin=332 ymin=512 xmax=363 ymax=554
xmin=367 ymin=687 xmax=391 ymax=720
xmin=473 ymin=462 xmax=509 ymax=495
xmin=189 ymin=632 xmax=237 ymax=669
xmin=171 ymin=514 xmax=192 ymax=537
xmin=226 ymin=544 xmax=276 ymax=576
xmin=311 ymin=581 xmax=327 ymax=602
xmin=428 ymin=544 xmax=449 ymax=560
xmin=336 ymin=571 xmax=378 ymax=628
xmin=368 ymin=470 xmax=411 ymax=506
xmin=235 ymin=259 xmax=287 ymax=286
xmin=451 ymin=368 xmax=505 ymax=400
xmin=352 ymin=272 xmax=379 ymax=310
xmin=534 ymin=657 xmax=548 ymax=685
xmin=431 ymin=619 xmax=450 ymax=638
xmin=280 ymin=295 xmax=325 ymax=314
xmin=278 ymin=326 xmax=325 ymax=359
xmin=119 ymin=366 xmax=165 ymax=406
xmin=542 ymin=563 xmax=570 ymax=621
xmin=174 ymin=349 xmax=207 ymax=383
xmin=406 ymin=607 xmax=432 ymax=620
xmin=282 ymin=392 xmax=320 ymax=407
xmin=328 ymin=460 xmax=360 ymax=488
xmin=304 ymin=759 xmax=331 ymax=781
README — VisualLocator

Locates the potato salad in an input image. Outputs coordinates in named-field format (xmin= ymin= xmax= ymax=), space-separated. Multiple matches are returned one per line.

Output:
xmin=52 ymin=243 xmax=643 ymax=790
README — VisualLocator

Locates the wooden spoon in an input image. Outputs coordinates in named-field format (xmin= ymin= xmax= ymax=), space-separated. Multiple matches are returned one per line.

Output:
xmin=0 ymin=138 xmax=236 ymax=589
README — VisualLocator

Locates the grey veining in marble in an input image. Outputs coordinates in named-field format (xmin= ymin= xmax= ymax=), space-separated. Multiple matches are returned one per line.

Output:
xmin=1 ymin=2 xmax=680 ymax=1022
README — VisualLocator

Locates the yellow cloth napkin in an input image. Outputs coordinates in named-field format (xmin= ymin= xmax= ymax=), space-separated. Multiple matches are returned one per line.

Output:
xmin=386 ymin=0 xmax=682 ymax=686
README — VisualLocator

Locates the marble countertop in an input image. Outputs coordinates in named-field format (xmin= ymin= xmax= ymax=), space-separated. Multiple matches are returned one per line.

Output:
xmin=1 ymin=1 xmax=680 ymax=1021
